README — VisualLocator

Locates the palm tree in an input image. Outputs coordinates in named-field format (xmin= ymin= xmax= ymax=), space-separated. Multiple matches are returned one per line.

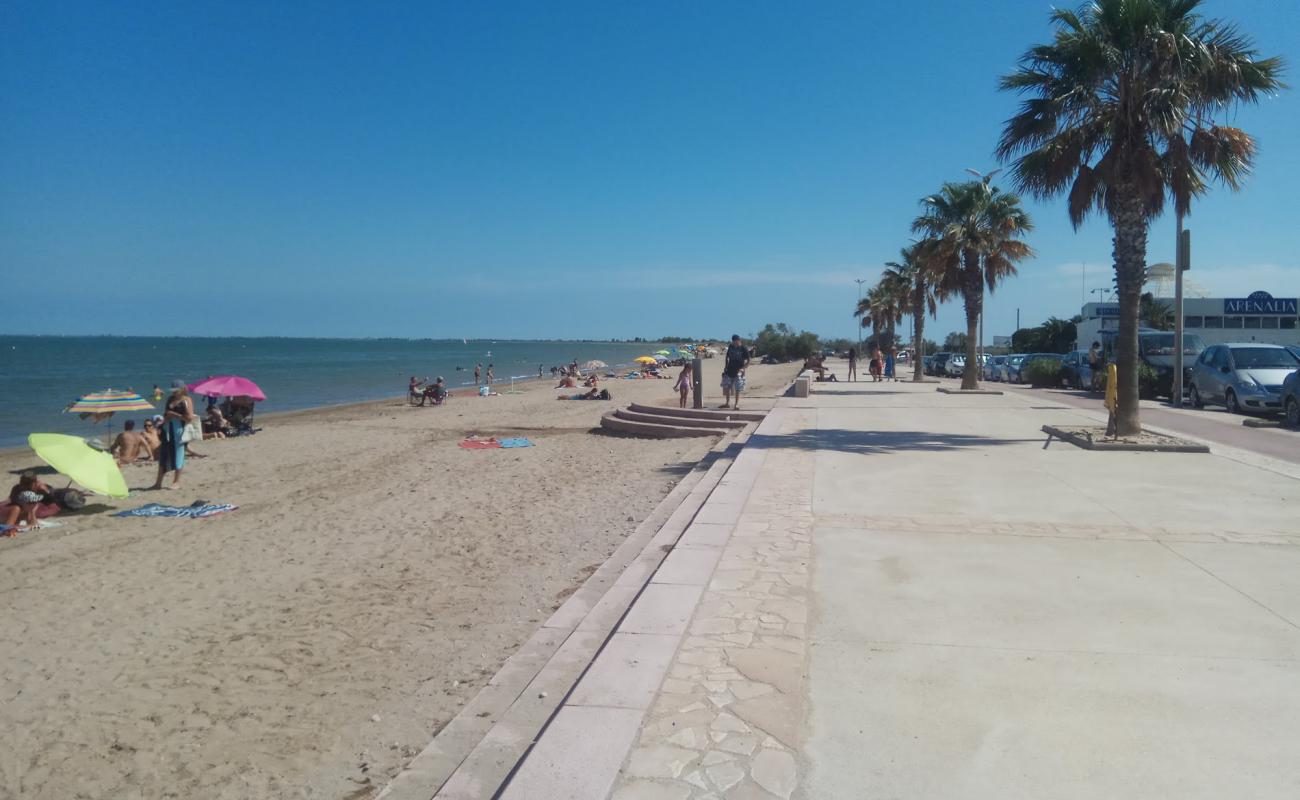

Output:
xmin=874 ymin=269 xmax=910 ymax=351
xmin=913 ymin=177 xmax=1034 ymax=389
xmin=997 ymin=0 xmax=1284 ymax=434
xmin=882 ymin=242 xmax=941 ymax=381
xmin=1140 ymin=292 xmax=1175 ymax=330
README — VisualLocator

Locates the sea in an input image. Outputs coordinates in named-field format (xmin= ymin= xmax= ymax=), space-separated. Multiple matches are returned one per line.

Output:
xmin=0 ymin=336 xmax=681 ymax=449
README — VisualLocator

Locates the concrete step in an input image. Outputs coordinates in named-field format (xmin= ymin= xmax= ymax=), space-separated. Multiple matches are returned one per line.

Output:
xmin=613 ymin=407 xmax=747 ymax=430
xmin=600 ymin=411 xmax=724 ymax=438
xmin=627 ymin=403 xmax=767 ymax=423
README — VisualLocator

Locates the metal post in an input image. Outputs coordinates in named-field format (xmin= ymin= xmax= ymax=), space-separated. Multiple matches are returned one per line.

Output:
xmin=1173 ymin=213 xmax=1189 ymax=408
xmin=855 ymin=278 xmax=867 ymax=352
xmin=692 ymin=357 xmax=703 ymax=410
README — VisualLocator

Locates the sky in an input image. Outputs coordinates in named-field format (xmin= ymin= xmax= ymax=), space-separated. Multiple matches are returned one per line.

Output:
xmin=2 ymin=0 xmax=1298 ymax=342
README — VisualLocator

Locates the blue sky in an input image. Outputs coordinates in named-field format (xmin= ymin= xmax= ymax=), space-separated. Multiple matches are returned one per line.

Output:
xmin=2 ymin=0 xmax=1297 ymax=342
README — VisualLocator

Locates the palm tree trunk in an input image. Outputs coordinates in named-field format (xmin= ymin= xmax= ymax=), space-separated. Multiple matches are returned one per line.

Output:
xmin=961 ymin=250 xmax=981 ymax=390
xmin=912 ymin=281 xmax=925 ymax=381
xmin=1111 ymin=189 xmax=1147 ymax=436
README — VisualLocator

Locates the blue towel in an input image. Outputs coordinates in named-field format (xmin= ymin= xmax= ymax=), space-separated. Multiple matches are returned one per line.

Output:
xmin=114 ymin=503 xmax=237 ymax=519
xmin=498 ymin=437 xmax=534 ymax=448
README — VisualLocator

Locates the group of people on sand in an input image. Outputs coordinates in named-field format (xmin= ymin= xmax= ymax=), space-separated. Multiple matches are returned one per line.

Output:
xmin=409 ymin=375 xmax=449 ymax=405
xmin=119 ymin=381 xmax=252 ymax=490
xmin=846 ymin=346 xmax=899 ymax=382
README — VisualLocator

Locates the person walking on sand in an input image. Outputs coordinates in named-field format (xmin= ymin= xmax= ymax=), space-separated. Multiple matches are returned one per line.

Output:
xmin=847 ymin=347 xmax=858 ymax=382
xmin=675 ymin=362 xmax=693 ymax=408
xmin=474 ymin=363 xmax=482 ymax=385
xmin=720 ymin=334 xmax=749 ymax=410
xmin=152 ymin=380 xmax=193 ymax=490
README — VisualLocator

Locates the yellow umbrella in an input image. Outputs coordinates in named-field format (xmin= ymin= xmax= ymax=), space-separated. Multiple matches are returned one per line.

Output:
xmin=634 ymin=356 xmax=657 ymax=365
xmin=28 ymin=433 xmax=129 ymax=498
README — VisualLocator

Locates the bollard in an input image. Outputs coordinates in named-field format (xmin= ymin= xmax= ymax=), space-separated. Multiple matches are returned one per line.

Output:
xmin=692 ymin=357 xmax=703 ymax=409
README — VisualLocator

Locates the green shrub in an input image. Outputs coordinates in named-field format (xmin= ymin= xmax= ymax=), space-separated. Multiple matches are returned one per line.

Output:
xmin=1096 ymin=363 xmax=1161 ymax=398
xmin=1025 ymin=359 xmax=1063 ymax=387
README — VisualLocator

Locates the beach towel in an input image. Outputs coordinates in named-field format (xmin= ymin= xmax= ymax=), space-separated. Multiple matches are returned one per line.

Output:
xmin=458 ymin=437 xmax=502 ymax=449
xmin=113 ymin=502 xmax=237 ymax=519
xmin=498 ymin=437 xmax=533 ymax=448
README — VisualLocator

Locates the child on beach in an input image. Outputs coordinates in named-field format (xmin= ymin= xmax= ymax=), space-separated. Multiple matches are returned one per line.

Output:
xmin=675 ymin=363 xmax=693 ymax=408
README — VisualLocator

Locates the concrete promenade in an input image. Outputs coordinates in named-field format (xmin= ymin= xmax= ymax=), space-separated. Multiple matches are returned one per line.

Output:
xmin=489 ymin=368 xmax=1300 ymax=799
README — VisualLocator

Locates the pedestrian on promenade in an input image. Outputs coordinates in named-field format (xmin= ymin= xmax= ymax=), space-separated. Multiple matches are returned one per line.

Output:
xmin=721 ymin=334 xmax=749 ymax=410
xmin=869 ymin=348 xmax=883 ymax=381
xmin=847 ymin=347 xmax=858 ymax=382
xmin=885 ymin=347 xmax=897 ymax=381
xmin=675 ymin=362 xmax=693 ymax=408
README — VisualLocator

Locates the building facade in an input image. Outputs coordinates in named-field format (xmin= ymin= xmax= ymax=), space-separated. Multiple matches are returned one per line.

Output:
xmin=1077 ymin=290 xmax=1299 ymax=350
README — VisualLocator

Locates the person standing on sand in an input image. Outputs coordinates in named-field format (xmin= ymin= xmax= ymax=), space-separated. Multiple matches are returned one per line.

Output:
xmin=675 ymin=362 xmax=693 ymax=408
xmin=152 ymin=380 xmax=193 ymax=490
xmin=847 ymin=347 xmax=858 ymax=382
xmin=721 ymin=334 xmax=749 ymax=410
xmin=474 ymin=363 xmax=482 ymax=385
xmin=486 ymin=364 xmax=494 ymax=384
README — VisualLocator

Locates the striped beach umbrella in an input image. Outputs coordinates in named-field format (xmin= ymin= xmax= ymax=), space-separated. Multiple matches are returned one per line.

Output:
xmin=64 ymin=390 xmax=155 ymax=415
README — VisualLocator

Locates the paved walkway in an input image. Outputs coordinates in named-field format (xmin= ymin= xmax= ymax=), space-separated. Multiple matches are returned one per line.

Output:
xmin=493 ymin=370 xmax=1300 ymax=799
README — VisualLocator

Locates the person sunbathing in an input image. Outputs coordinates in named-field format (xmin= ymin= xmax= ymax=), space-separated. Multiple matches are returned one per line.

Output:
xmin=111 ymin=420 xmax=154 ymax=464
xmin=556 ymin=375 xmax=577 ymax=388
xmin=142 ymin=416 xmax=162 ymax=459
xmin=4 ymin=473 xmax=53 ymax=535
xmin=203 ymin=406 xmax=227 ymax=440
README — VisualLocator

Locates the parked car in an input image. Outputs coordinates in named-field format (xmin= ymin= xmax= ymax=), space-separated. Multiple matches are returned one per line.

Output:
xmin=1059 ymin=350 xmax=1095 ymax=390
xmin=929 ymin=352 xmax=953 ymax=376
xmin=1283 ymin=369 xmax=1300 ymax=428
xmin=1100 ymin=329 xmax=1206 ymax=399
xmin=1003 ymin=354 xmax=1028 ymax=383
xmin=1188 ymin=343 xmax=1300 ymax=414
xmin=922 ymin=355 xmax=935 ymax=374
xmin=945 ymin=354 xmax=966 ymax=377
xmin=983 ymin=355 xmax=1008 ymax=382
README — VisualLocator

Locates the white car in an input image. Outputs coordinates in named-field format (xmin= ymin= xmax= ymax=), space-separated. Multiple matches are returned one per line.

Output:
xmin=945 ymin=354 xmax=966 ymax=377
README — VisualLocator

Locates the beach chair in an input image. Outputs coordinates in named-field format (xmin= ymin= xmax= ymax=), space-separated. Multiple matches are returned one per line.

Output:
xmin=223 ymin=397 xmax=258 ymax=435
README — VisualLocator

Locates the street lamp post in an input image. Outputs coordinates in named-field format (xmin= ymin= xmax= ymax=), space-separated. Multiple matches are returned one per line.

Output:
xmin=1173 ymin=212 xmax=1189 ymax=408
xmin=855 ymin=278 xmax=867 ymax=352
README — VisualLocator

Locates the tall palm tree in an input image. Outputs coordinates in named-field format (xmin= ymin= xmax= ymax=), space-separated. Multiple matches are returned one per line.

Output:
xmin=997 ymin=0 xmax=1284 ymax=434
xmin=913 ymin=177 xmax=1034 ymax=389
xmin=882 ymin=242 xmax=941 ymax=381
xmin=875 ymin=269 xmax=910 ymax=351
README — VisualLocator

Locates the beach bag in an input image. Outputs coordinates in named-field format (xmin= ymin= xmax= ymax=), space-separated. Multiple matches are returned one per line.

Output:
xmin=53 ymin=487 xmax=86 ymax=511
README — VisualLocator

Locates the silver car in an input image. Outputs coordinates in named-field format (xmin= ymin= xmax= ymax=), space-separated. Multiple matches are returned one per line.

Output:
xmin=1189 ymin=343 xmax=1300 ymax=414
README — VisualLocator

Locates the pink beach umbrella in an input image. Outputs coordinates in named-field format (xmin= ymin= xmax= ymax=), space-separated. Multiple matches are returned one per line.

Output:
xmin=187 ymin=375 xmax=267 ymax=401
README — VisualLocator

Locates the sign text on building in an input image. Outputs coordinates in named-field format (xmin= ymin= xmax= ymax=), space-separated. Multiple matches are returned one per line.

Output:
xmin=1223 ymin=291 xmax=1298 ymax=315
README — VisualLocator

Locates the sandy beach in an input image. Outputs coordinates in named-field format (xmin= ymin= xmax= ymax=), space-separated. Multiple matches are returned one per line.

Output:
xmin=0 ymin=362 xmax=794 ymax=799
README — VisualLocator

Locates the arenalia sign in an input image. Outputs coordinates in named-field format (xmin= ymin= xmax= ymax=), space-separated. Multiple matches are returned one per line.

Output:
xmin=1223 ymin=291 xmax=1298 ymax=315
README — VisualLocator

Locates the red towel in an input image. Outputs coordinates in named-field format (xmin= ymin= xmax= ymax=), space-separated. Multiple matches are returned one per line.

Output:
xmin=0 ymin=500 xmax=61 ymax=519
xmin=458 ymin=438 xmax=502 ymax=449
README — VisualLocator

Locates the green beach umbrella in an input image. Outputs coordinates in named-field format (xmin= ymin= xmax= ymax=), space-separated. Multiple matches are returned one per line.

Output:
xmin=28 ymin=433 xmax=130 ymax=498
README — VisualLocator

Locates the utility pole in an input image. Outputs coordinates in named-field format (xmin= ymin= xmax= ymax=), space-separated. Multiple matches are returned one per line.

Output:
xmin=1173 ymin=212 xmax=1189 ymax=408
